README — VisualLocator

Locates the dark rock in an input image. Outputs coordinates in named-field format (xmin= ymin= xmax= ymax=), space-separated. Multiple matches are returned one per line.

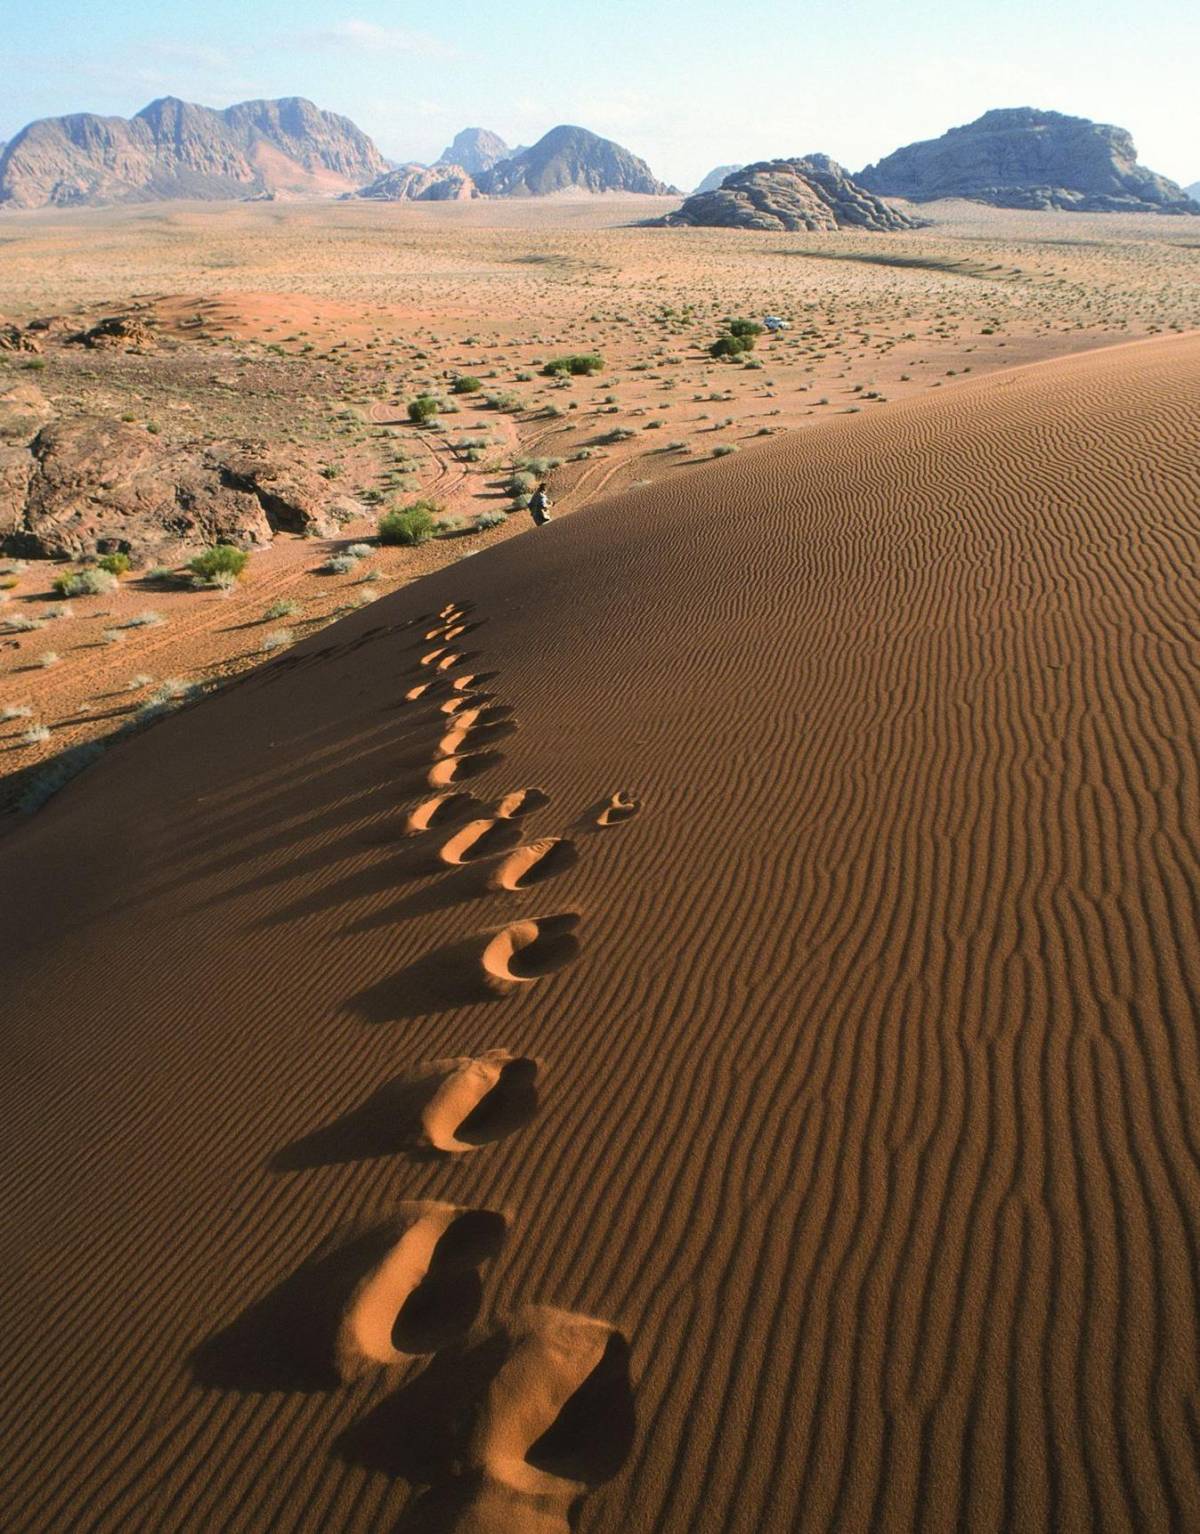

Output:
xmin=66 ymin=314 xmax=156 ymax=350
xmin=656 ymin=157 xmax=920 ymax=232
xmin=857 ymin=108 xmax=1200 ymax=214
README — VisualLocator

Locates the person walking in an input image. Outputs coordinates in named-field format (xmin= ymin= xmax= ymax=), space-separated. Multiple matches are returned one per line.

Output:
xmin=529 ymin=482 xmax=553 ymax=526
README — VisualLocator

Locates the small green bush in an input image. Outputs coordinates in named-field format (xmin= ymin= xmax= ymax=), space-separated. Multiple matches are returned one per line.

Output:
xmin=378 ymin=505 xmax=437 ymax=546
xmin=474 ymin=511 xmax=506 ymax=530
xmin=541 ymin=354 xmax=604 ymax=377
xmin=727 ymin=318 xmax=764 ymax=338
xmin=97 ymin=552 xmax=131 ymax=576
xmin=407 ymin=395 xmax=440 ymax=424
xmin=189 ymin=545 xmax=249 ymax=582
xmin=452 ymin=376 xmax=482 ymax=394
xmin=710 ymin=334 xmax=755 ymax=359
xmin=52 ymin=567 xmax=119 ymax=597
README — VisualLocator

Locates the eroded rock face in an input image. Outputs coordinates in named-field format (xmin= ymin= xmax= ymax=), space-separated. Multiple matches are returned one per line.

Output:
xmin=352 ymin=163 xmax=478 ymax=201
xmin=0 ymin=95 xmax=387 ymax=208
xmin=66 ymin=315 xmax=156 ymax=350
xmin=657 ymin=156 xmax=920 ymax=232
xmin=0 ymin=418 xmax=350 ymax=561
xmin=857 ymin=109 xmax=1200 ymax=214
xmin=437 ymin=128 xmax=512 ymax=177
xmin=476 ymin=125 xmax=675 ymax=197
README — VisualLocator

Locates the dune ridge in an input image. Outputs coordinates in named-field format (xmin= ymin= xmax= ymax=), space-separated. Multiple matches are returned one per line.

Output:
xmin=1 ymin=333 xmax=1200 ymax=1530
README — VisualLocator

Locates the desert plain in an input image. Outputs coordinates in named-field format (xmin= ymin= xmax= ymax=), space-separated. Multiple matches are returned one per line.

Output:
xmin=2 ymin=196 xmax=1200 ymax=1533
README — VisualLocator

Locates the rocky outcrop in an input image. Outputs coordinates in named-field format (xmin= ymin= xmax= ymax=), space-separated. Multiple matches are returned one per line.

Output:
xmin=0 ymin=96 xmax=387 ymax=209
xmin=66 ymin=314 xmax=156 ymax=350
xmin=476 ymin=126 xmax=675 ymax=197
xmin=693 ymin=164 xmax=743 ymax=195
xmin=656 ymin=156 xmax=920 ymax=232
xmin=352 ymin=162 xmax=478 ymax=201
xmin=857 ymin=109 xmax=1200 ymax=214
xmin=0 ymin=419 xmax=353 ymax=561
xmin=437 ymin=128 xmax=512 ymax=177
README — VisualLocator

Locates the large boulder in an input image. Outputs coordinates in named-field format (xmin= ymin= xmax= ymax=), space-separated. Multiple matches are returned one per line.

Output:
xmin=656 ymin=156 xmax=920 ymax=232
xmin=857 ymin=109 xmax=1200 ymax=214
xmin=0 ymin=418 xmax=351 ymax=561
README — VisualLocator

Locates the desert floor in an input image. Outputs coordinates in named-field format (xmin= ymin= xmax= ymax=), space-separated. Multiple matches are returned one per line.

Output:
xmin=1 ymin=202 xmax=1200 ymax=1534
xmin=2 ymin=197 xmax=1198 ymax=811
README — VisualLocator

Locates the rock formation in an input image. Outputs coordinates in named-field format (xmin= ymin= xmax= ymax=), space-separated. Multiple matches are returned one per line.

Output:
xmin=693 ymin=164 xmax=743 ymax=195
xmin=857 ymin=109 xmax=1200 ymax=214
xmin=352 ymin=163 xmax=477 ymax=202
xmin=476 ymin=125 xmax=675 ymax=197
xmin=1187 ymin=182 xmax=1200 ymax=202
xmin=436 ymin=128 xmax=512 ymax=177
xmin=0 ymin=96 xmax=387 ymax=209
xmin=656 ymin=156 xmax=920 ymax=231
xmin=0 ymin=419 xmax=354 ymax=561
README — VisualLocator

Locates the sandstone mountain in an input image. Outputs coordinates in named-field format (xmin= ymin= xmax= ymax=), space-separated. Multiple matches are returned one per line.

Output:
xmin=693 ymin=164 xmax=744 ymax=194
xmin=0 ymin=96 xmax=387 ymax=209
xmin=436 ymin=127 xmax=513 ymax=177
xmin=476 ymin=125 xmax=675 ymax=196
xmin=353 ymin=163 xmax=477 ymax=202
xmin=857 ymin=108 xmax=1199 ymax=214
xmin=656 ymin=156 xmax=920 ymax=231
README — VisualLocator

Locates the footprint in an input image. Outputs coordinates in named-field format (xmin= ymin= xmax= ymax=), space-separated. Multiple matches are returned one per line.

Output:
xmin=593 ymin=792 xmax=642 ymax=828
xmin=420 ymin=645 xmax=452 ymax=667
xmin=493 ymin=788 xmax=551 ymax=820
xmin=436 ymin=715 xmax=517 ymax=761
xmin=405 ymin=793 xmax=482 ymax=835
xmin=420 ymin=1050 xmax=541 ymax=1152
xmin=463 ymin=1307 xmax=635 ymax=1528
xmin=452 ymin=671 xmax=499 ymax=692
xmin=441 ymin=692 xmax=496 ymax=715
xmin=482 ymin=914 xmax=581 ymax=992
xmin=338 ymin=1204 xmax=507 ymax=1378
xmin=490 ymin=838 xmax=578 ymax=892
xmin=428 ymin=750 xmax=506 ymax=789
xmin=439 ymin=818 xmax=525 ymax=865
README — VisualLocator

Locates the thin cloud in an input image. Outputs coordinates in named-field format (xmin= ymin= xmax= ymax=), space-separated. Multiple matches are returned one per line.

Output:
xmin=290 ymin=19 xmax=457 ymax=59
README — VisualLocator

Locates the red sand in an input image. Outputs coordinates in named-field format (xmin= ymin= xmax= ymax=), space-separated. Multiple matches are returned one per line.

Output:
xmin=2 ymin=334 xmax=1199 ymax=1531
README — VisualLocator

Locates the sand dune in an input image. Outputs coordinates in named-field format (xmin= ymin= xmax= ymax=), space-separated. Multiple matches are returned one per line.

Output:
xmin=2 ymin=333 xmax=1200 ymax=1530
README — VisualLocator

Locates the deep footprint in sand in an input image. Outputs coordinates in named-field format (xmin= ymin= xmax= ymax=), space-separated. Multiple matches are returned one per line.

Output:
xmin=418 ymin=1050 xmax=541 ymax=1152
xmin=493 ymin=788 xmax=551 ymax=820
xmin=594 ymin=792 xmax=642 ymax=828
xmin=428 ymin=751 xmax=506 ymax=789
xmin=490 ymin=838 xmax=579 ymax=892
xmin=439 ymin=818 xmax=526 ymax=865
xmin=436 ymin=715 xmax=518 ymax=760
xmin=459 ymin=1307 xmax=635 ymax=1532
xmin=405 ymin=793 xmax=482 ymax=835
xmin=481 ymin=914 xmax=581 ymax=992
xmin=338 ymin=1203 xmax=507 ymax=1377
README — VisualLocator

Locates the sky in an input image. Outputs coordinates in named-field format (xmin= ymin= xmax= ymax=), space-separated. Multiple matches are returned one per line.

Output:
xmin=3 ymin=0 xmax=1198 ymax=190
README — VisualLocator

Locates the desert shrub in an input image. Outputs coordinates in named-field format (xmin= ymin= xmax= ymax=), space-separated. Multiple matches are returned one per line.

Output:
xmin=122 ymin=610 xmax=165 ymax=628
xmin=145 ymin=566 xmax=175 ymax=582
xmin=17 ymin=739 xmax=106 ymax=813
xmin=516 ymin=456 xmax=561 ymax=475
xmin=506 ymin=470 xmax=538 ymax=497
xmin=712 ymin=443 xmax=739 ymax=457
xmin=452 ymin=376 xmax=482 ymax=394
xmin=407 ymin=394 xmax=440 ymax=424
xmin=435 ymin=516 xmax=468 ymax=538
xmin=710 ymin=334 xmax=755 ymax=359
xmin=47 ymin=603 xmax=74 ymax=619
xmin=97 ymin=551 xmax=132 ymax=576
xmin=264 ymin=598 xmax=299 ymax=619
xmin=39 ymin=651 xmax=60 ymax=667
xmin=7 ymin=614 xmax=45 ymax=631
xmin=324 ymin=554 xmax=358 ymax=575
xmin=541 ymin=354 xmax=604 ymax=377
xmin=101 ymin=629 xmax=126 ymax=644
xmin=260 ymin=628 xmax=293 ymax=652
xmin=188 ymin=545 xmax=249 ymax=582
xmin=727 ymin=318 xmax=764 ymax=338
xmin=3 ymin=704 xmax=33 ymax=720
xmin=52 ymin=567 xmax=118 ymax=597
xmin=474 ymin=511 xmax=506 ymax=530
xmin=486 ymin=391 xmax=524 ymax=413
xmin=345 ymin=543 xmax=373 ymax=560
xmin=378 ymin=505 xmax=437 ymax=547
xmin=23 ymin=723 xmax=51 ymax=743
xmin=602 ymin=427 xmax=635 ymax=443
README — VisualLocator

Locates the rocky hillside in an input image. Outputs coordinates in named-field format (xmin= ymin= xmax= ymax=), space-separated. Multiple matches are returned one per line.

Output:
xmin=352 ymin=163 xmax=477 ymax=202
xmin=693 ymin=164 xmax=743 ymax=195
xmin=656 ymin=156 xmax=920 ymax=232
xmin=436 ymin=127 xmax=513 ymax=177
xmin=858 ymin=108 xmax=1199 ymax=214
xmin=0 ymin=96 xmax=386 ymax=208
xmin=476 ymin=125 xmax=675 ymax=196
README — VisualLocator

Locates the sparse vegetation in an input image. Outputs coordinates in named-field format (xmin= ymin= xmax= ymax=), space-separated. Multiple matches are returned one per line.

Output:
xmin=264 ymin=598 xmax=300 ymax=620
xmin=452 ymin=376 xmax=482 ymax=394
xmin=52 ymin=567 xmax=119 ymax=598
xmin=260 ymin=628 xmax=293 ymax=652
xmin=541 ymin=354 xmax=604 ymax=377
xmin=407 ymin=394 xmax=440 ymax=423
xmin=188 ymin=546 xmax=249 ymax=583
xmin=97 ymin=552 xmax=132 ymax=576
xmin=378 ymin=504 xmax=438 ymax=546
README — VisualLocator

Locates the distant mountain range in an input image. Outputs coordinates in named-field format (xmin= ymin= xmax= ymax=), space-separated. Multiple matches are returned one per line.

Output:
xmin=1 ymin=98 xmax=1194 ymax=217
xmin=0 ymin=97 xmax=385 ymax=208
xmin=858 ymin=109 xmax=1198 ymax=214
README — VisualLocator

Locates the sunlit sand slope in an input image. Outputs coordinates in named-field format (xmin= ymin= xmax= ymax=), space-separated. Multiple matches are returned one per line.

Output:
xmin=1 ymin=334 xmax=1199 ymax=1532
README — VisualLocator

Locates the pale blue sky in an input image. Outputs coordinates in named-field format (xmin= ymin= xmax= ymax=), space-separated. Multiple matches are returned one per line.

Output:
xmin=3 ymin=0 xmax=1197 ymax=189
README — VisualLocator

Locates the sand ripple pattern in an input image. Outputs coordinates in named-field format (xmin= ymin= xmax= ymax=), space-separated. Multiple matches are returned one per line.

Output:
xmin=1 ymin=335 xmax=1199 ymax=1531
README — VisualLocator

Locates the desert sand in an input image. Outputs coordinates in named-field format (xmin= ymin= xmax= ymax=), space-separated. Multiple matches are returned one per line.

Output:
xmin=1 ymin=325 xmax=1199 ymax=1531
xmin=4 ymin=199 xmax=1200 ymax=810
